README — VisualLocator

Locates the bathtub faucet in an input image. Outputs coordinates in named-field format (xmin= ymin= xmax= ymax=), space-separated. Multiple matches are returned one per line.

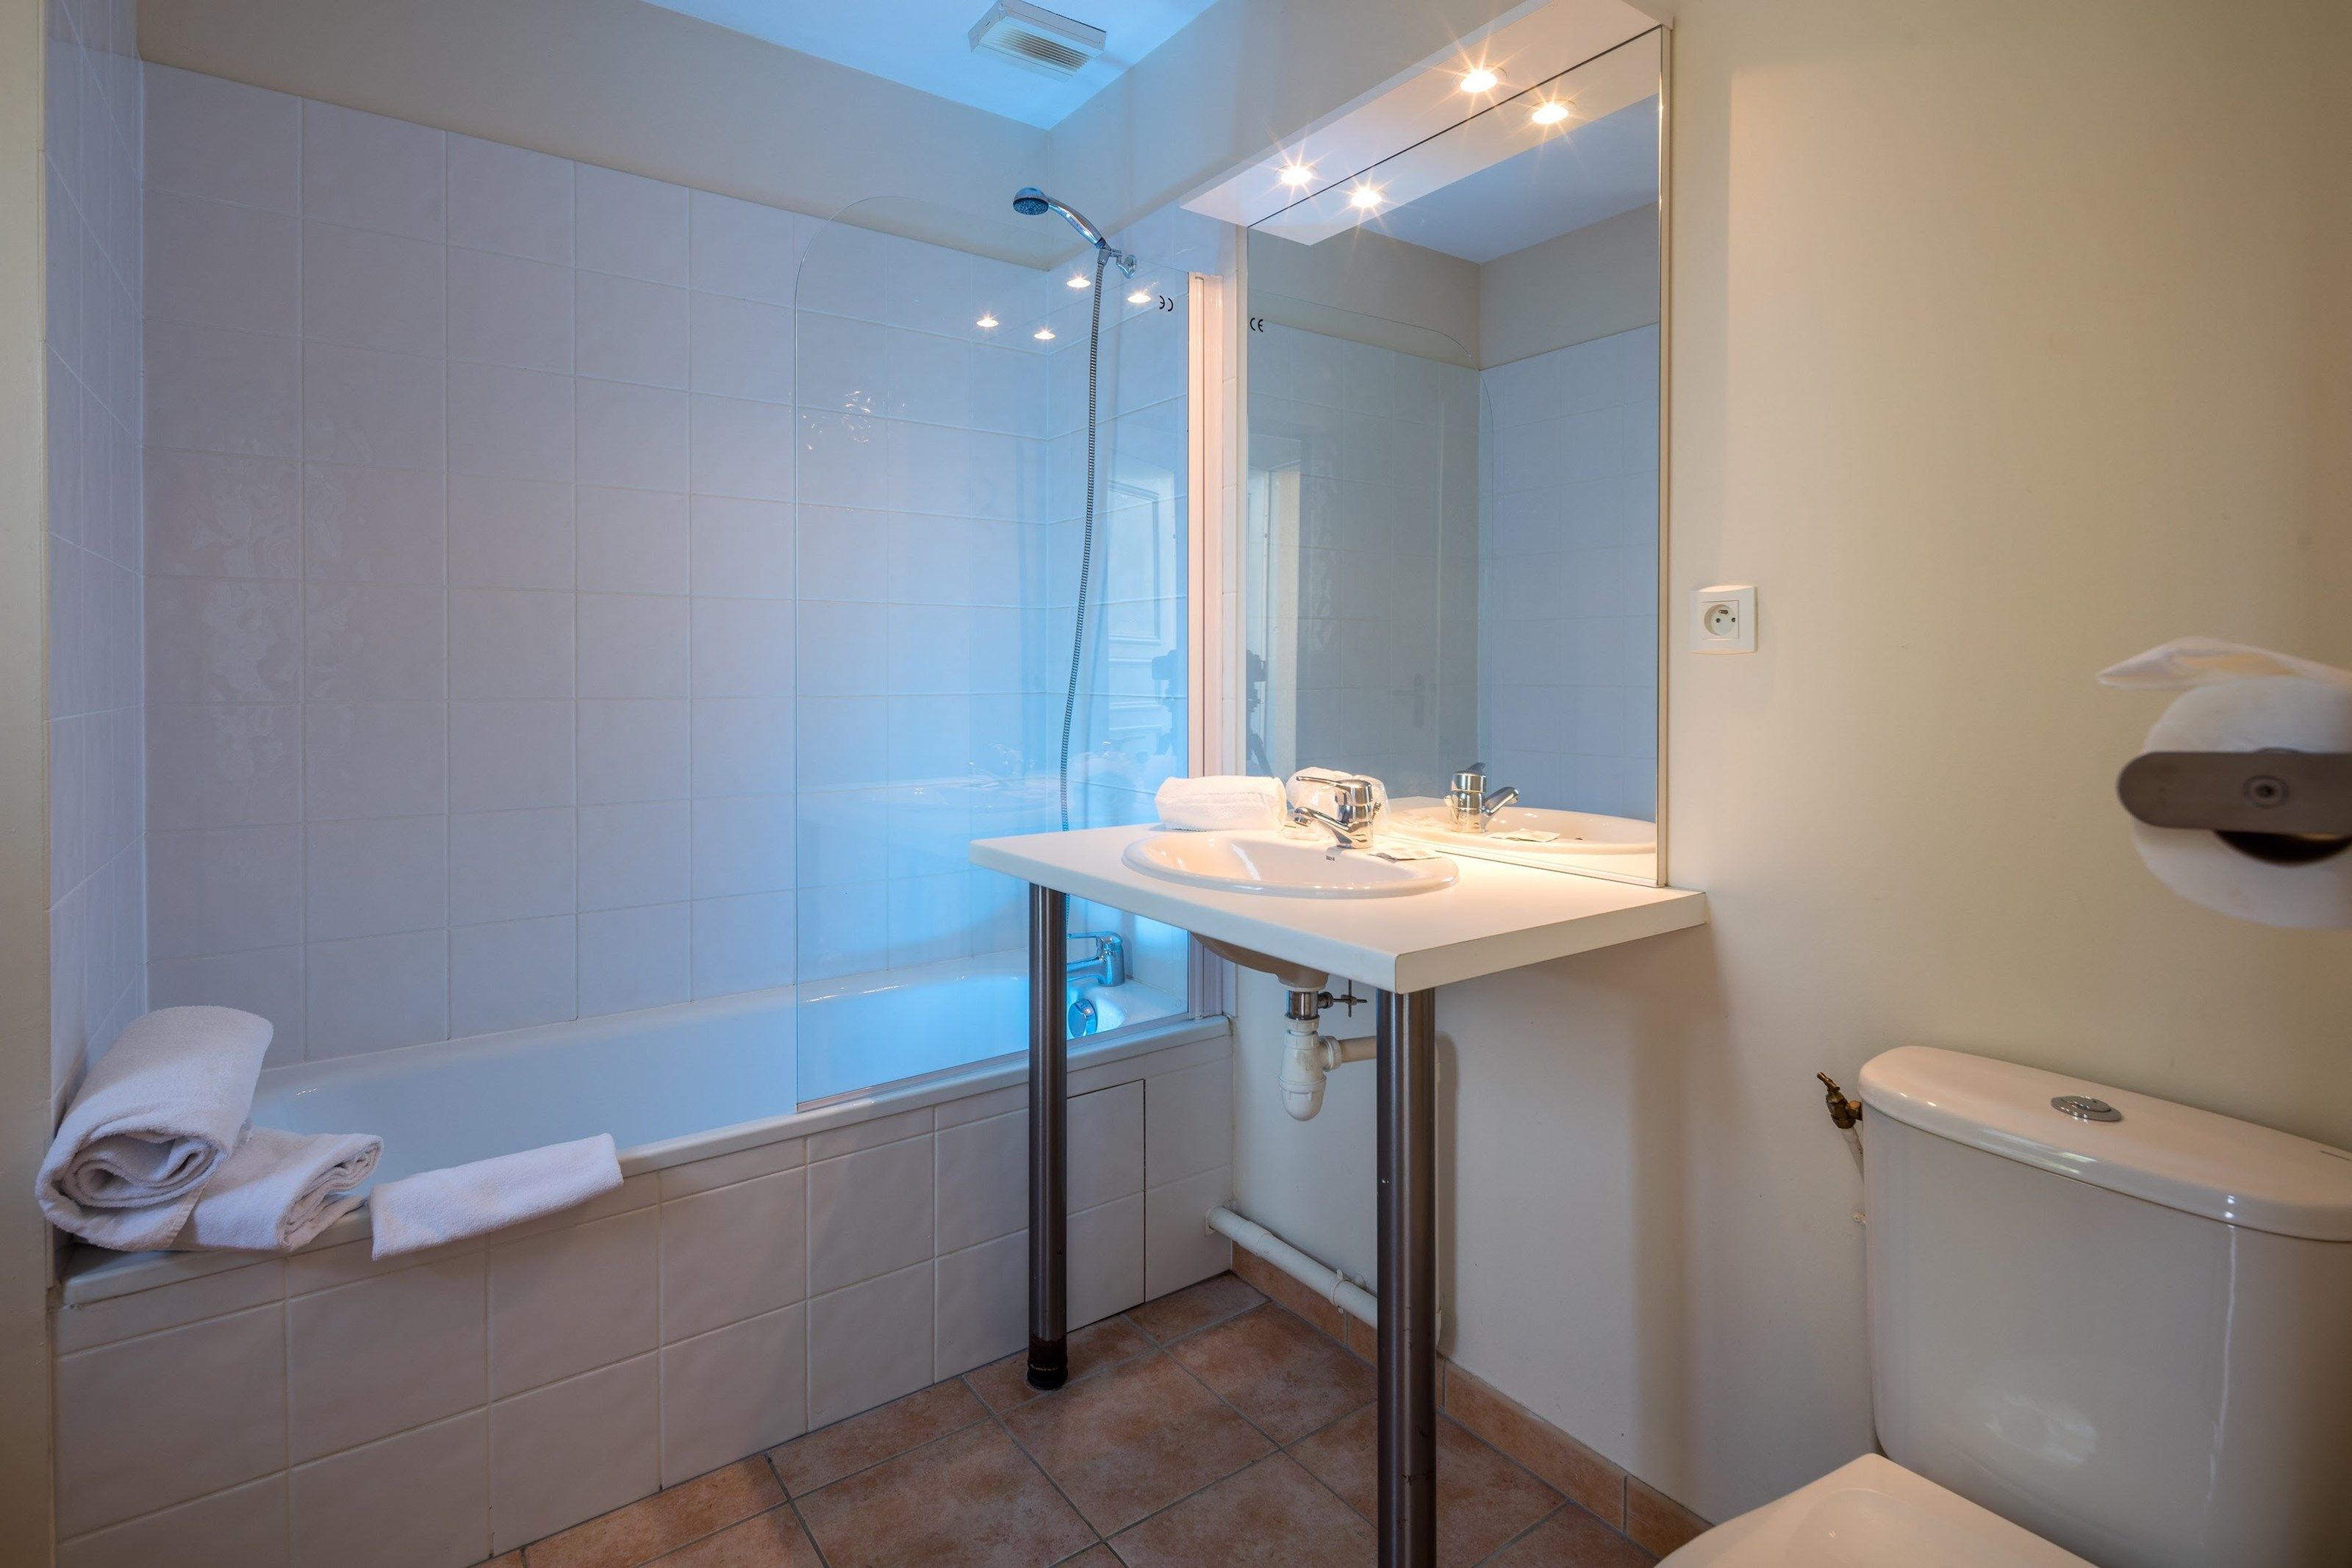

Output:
xmin=1067 ymin=932 xmax=1126 ymax=989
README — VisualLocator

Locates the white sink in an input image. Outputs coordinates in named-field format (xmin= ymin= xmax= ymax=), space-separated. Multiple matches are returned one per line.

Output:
xmin=1121 ymin=829 xmax=1458 ymax=897
xmin=1388 ymin=800 xmax=1655 ymax=856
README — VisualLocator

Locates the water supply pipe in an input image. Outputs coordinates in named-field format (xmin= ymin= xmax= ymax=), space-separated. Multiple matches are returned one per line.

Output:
xmin=1208 ymin=1204 xmax=1377 ymax=1326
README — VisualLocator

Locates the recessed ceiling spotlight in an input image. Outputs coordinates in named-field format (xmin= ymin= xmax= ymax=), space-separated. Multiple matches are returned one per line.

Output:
xmin=1033 ymin=326 xmax=1056 ymax=340
xmin=1126 ymin=289 xmax=1151 ymax=305
xmin=1530 ymin=99 xmax=1570 ymax=126
xmin=976 ymin=312 xmax=1000 ymax=328
xmin=1066 ymin=274 xmax=1091 ymax=288
xmin=1348 ymin=186 xmax=1384 ymax=211
xmin=1277 ymin=162 xmax=1316 ymax=187
xmin=1459 ymin=67 xmax=1499 ymax=93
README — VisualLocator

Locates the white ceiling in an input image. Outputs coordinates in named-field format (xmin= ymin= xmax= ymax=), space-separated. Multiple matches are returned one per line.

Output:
xmin=1355 ymin=95 xmax=1658 ymax=264
xmin=641 ymin=0 xmax=1218 ymax=129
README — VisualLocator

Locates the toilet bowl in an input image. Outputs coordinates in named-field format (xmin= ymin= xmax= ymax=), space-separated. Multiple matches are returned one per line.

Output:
xmin=1659 ymin=1455 xmax=2092 ymax=1567
xmin=1658 ymin=1048 xmax=2352 ymax=1568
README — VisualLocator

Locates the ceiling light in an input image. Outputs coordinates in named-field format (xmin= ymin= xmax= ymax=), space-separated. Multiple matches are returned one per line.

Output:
xmin=1127 ymin=289 xmax=1151 ymax=305
xmin=1066 ymin=274 xmax=1090 ymax=289
xmin=976 ymin=312 xmax=999 ymax=329
xmin=1277 ymin=162 xmax=1315 ymax=187
xmin=1348 ymin=186 xmax=1384 ymax=211
xmin=1530 ymin=99 xmax=1569 ymax=126
xmin=1459 ymin=67 xmax=1499 ymax=93
xmin=1033 ymin=326 xmax=1056 ymax=340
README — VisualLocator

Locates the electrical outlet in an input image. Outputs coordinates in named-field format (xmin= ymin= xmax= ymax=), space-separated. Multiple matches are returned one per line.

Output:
xmin=1691 ymin=584 xmax=1756 ymax=653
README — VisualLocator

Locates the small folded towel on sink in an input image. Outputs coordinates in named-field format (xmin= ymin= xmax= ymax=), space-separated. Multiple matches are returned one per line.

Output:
xmin=174 ymin=1126 xmax=381 ymax=1254
xmin=1154 ymin=775 xmax=1285 ymax=830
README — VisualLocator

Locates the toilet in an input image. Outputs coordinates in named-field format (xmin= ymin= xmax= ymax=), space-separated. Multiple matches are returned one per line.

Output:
xmin=1663 ymin=1046 xmax=2352 ymax=1568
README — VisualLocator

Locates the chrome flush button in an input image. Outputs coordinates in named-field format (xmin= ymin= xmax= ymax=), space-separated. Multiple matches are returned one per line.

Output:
xmin=2052 ymin=1094 xmax=2123 ymax=1123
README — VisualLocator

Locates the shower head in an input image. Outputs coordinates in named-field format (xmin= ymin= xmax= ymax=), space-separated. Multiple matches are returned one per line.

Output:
xmin=1011 ymin=187 xmax=1138 ymax=278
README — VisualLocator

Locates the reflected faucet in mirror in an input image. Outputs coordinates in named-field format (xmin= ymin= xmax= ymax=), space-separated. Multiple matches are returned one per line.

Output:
xmin=1446 ymin=764 xmax=1520 ymax=833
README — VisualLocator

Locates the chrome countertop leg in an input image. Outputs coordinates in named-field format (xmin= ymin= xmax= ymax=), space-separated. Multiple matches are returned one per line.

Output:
xmin=1378 ymin=988 xmax=1439 ymax=1567
xmin=1027 ymin=883 xmax=1069 ymax=1389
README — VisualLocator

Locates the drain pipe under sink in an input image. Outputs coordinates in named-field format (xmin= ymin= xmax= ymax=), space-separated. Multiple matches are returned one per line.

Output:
xmin=1280 ymin=985 xmax=1374 ymax=1120
xmin=1208 ymin=1204 xmax=1377 ymax=1326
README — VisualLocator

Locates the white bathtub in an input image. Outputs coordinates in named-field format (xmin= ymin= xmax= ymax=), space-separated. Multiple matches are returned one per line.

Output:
xmin=251 ymin=952 xmax=1188 ymax=1189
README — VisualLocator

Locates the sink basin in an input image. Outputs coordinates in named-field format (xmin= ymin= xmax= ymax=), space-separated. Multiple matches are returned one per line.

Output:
xmin=1121 ymin=830 xmax=1457 ymax=897
xmin=1388 ymin=800 xmax=1655 ymax=856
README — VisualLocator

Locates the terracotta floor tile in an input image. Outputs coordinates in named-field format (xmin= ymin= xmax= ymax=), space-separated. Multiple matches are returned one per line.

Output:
xmin=1230 ymin=1250 xmax=1348 ymax=1339
xmin=769 ymin=1377 xmax=987 ymax=1495
xmin=526 ymin=1459 xmax=782 ymax=1568
xmin=644 ymin=1506 xmax=822 ymax=1568
xmin=1125 ymin=1272 xmax=1266 ymax=1345
xmin=1003 ymin=1351 xmax=1272 ymax=1534
xmin=1059 ymin=1548 xmax=1121 ymax=1566
xmin=795 ymin=1420 xmax=1097 ymax=1568
xmin=1105 ymin=1453 xmax=1375 ymax=1567
xmin=1482 ymin=1505 xmax=1656 ymax=1567
xmin=965 ymin=1315 xmax=1156 ymax=1412
xmin=1288 ymin=1406 xmax=1563 ymax=1566
xmin=1169 ymin=1304 xmax=1374 ymax=1444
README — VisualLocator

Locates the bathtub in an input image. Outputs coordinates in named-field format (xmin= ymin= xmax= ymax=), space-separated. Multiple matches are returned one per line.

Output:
xmin=53 ymin=968 xmax=1234 ymax=1561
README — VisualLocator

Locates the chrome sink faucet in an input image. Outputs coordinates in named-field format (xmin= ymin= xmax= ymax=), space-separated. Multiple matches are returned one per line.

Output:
xmin=1067 ymin=932 xmax=1125 ymax=988
xmin=1291 ymin=774 xmax=1383 ymax=851
xmin=1446 ymin=764 xmax=1519 ymax=833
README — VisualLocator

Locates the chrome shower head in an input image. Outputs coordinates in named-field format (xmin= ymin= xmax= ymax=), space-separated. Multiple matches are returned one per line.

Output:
xmin=1011 ymin=187 xmax=1137 ymax=278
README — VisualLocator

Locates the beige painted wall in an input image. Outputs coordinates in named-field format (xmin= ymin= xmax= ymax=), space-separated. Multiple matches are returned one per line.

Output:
xmin=1237 ymin=0 xmax=2352 ymax=1527
xmin=1246 ymin=226 xmax=1482 ymax=364
xmin=137 ymin=0 xmax=1046 ymax=247
xmin=1479 ymin=203 xmax=1659 ymax=365
xmin=1 ymin=0 xmax=53 ymax=1551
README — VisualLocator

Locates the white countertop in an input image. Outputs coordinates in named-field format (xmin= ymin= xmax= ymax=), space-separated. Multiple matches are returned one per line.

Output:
xmin=971 ymin=825 xmax=1708 ymax=993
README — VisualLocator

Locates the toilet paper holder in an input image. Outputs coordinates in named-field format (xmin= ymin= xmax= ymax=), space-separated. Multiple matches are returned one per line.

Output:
xmin=2118 ymin=749 xmax=2352 ymax=863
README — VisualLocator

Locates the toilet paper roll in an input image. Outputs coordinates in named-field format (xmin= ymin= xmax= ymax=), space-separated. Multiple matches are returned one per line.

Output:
xmin=2107 ymin=651 xmax=2352 ymax=928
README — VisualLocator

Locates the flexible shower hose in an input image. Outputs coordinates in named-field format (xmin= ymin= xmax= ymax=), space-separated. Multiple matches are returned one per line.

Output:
xmin=1057 ymin=242 xmax=1111 ymax=832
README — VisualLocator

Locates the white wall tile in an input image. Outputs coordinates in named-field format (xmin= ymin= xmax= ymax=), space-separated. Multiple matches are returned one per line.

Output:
xmin=1143 ymin=1165 xmax=1234 ymax=1301
xmin=576 ymin=485 xmax=688 ymax=595
xmin=146 ymin=578 xmax=301 ymax=703
xmin=660 ymin=1166 xmax=806 ymax=1341
xmin=688 ymin=190 xmax=805 ymax=306
xmin=448 ymin=247 xmax=572 ymax=373
xmin=689 ymin=892 xmax=792 ymax=996
xmin=659 ymin=1305 xmax=806 ymax=1486
xmin=145 ymin=448 xmax=301 ymax=579
xmin=304 ymin=703 xmax=445 ymax=821
xmin=934 ymin=1231 xmax=1026 ymax=1380
xmin=576 ymin=270 xmax=686 ymax=389
xmin=304 ymin=815 xmax=445 ymax=941
xmin=304 ymin=461 xmax=445 ymax=586
xmin=450 ymin=588 xmax=573 ymax=700
xmin=145 ymin=66 xmax=299 ymax=212
xmin=936 ymin=1110 xmax=1024 ymax=1254
xmin=146 ymin=703 xmax=300 ymax=830
xmin=289 ymin=1411 xmax=488 ymax=1568
xmin=576 ymin=902 xmax=692 ymax=1017
xmin=578 ymin=799 xmax=689 ymax=911
xmin=690 ymin=794 xmax=793 ymax=899
xmin=691 ymin=597 xmax=792 ymax=697
xmin=578 ymin=699 xmax=689 ymax=803
xmin=805 ymin=1262 xmax=933 ymax=1429
xmin=301 ymin=100 xmax=443 ymax=240
xmin=303 ymin=340 xmax=444 ymax=472
xmin=1144 ymin=1060 xmax=1233 ymax=1187
xmin=689 ymin=292 xmax=792 ymax=404
xmin=447 ymin=473 xmax=572 ymax=591
xmin=449 ymin=915 xmax=576 ymax=1035
xmin=447 ymin=362 xmax=572 ymax=483
xmin=56 ymin=1475 xmax=287 ymax=1568
xmin=806 ymin=1135 xmax=932 ymax=1295
xmin=146 ymin=320 xmax=299 ymax=458
xmin=54 ymin=1304 xmax=287 ymax=1536
xmin=449 ymin=700 xmax=573 ymax=813
xmin=488 ymin=1208 xmax=659 ymax=1397
xmin=144 ymin=190 xmax=298 ymax=336
xmin=449 ymin=808 xmax=576 ymax=924
xmin=688 ymin=393 xmax=792 ymax=501
xmin=577 ymin=593 xmax=689 ymax=700
xmin=447 ymin=135 xmax=572 ymax=265
xmin=301 ymin=221 xmax=443 ymax=356
xmin=147 ymin=945 xmax=307 ymax=1062
xmin=689 ymin=697 xmax=792 ymax=798
xmin=487 ymin=1354 xmax=659 ymax=1554
xmin=1068 ymin=1193 xmax=1144 ymax=1328
xmin=688 ymin=494 xmax=792 ymax=599
xmin=1069 ymin=1080 xmax=1144 ymax=1212
xmin=304 ymin=581 xmax=444 ymax=701
xmin=304 ymin=929 xmax=447 ymax=1057
xmin=659 ymin=1137 xmax=805 ymax=1201
xmin=575 ymin=165 xmax=687 ymax=286
xmin=146 ymin=823 xmax=302 ymax=957
xmin=286 ymin=1252 xmax=484 ymax=1462
xmin=576 ymin=378 xmax=687 ymax=492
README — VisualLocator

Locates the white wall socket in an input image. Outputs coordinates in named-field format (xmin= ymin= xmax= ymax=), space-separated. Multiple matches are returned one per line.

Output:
xmin=1691 ymin=584 xmax=1757 ymax=653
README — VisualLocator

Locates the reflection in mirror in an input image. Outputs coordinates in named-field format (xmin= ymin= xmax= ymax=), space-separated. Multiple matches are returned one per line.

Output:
xmin=1244 ymin=29 xmax=1663 ymax=885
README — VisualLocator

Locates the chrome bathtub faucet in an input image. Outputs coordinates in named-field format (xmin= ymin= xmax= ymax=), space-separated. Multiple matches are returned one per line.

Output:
xmin=1066 ymin=931 xmax=1125 ymax=988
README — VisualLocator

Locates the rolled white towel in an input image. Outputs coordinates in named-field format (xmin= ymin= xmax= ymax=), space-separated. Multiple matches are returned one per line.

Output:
xmin=37 ymin=1006 xmax=275 ymax=1252
xmin=173 ymin=1126 xmax=382 ymax=1254
xmin=1154 ymin=775 xmax=1285 ymax=831
xmin=368 ymin=1134 xmax=623 ymax=1259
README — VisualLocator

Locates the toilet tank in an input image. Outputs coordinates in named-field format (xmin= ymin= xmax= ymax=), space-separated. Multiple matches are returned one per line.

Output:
xmin=1860 ymin=1047 xmax=2352 ymax=1568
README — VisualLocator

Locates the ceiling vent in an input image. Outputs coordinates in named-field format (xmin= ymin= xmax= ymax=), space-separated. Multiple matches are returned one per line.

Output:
xmin=968 ymin=0 xmax=1105 ymax=79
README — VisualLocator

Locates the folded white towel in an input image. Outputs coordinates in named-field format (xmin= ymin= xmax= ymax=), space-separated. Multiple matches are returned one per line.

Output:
xmin=173 ymin=1126 xmax=381 ymax=1254
xmin=368 ymin=1134 xmax=623 ymax=1259
xmin=37 ymin=1006 xmax=275 ymax=1252
xmin=1155 ymin=775 xmax=1286 ymax=830
xmin=2098 ymin=636 xmax=2352 ymax=691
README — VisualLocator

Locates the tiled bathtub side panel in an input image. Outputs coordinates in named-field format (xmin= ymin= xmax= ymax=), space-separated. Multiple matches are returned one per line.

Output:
xmin=51 ymin=1040 xmax=1232 ymax=1560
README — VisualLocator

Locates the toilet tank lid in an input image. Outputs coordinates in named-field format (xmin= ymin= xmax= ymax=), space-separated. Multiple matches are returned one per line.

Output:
xmin=1860 ymin=1046 xmax=2352 ymax=1241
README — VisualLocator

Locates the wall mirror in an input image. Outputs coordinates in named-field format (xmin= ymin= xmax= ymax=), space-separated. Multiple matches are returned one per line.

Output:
xmin=1242 ymin=28 xmax=1666 ymax=886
